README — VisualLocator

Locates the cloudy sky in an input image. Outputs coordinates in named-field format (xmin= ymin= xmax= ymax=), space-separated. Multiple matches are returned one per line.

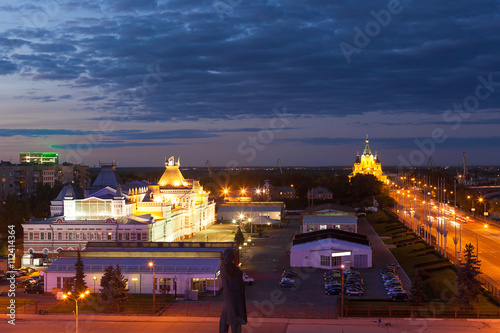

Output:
xmin=1 ymin=0 xmax=500 ymax=167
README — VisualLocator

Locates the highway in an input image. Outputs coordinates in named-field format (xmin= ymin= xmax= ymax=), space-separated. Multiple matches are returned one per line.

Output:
xmin=390 ymin=188 xmax=500 ymax=286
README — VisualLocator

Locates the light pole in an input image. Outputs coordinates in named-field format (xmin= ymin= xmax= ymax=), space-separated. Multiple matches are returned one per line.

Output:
xmin=93 ymin=276 xmax=97 ymax=293
xmin=62 ymin=290 xmax=90 ymax=333
xmin=341 ymin=264 xmax=345 ymax=318
xmin=149 ymin=262 xmax=155 ymax=313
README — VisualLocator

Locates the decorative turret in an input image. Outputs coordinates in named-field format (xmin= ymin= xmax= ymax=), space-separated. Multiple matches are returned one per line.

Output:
xmin=355 ymin=152 xmax=360 ymax=163
xmin=158 ymin=156 xmax=186 ymax=187
xmin=114 ymin=186 xmax=124 ymax=199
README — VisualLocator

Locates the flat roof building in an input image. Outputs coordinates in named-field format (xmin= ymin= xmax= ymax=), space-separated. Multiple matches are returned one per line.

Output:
xmin=44 ymin=242 xmax=238 ymax=296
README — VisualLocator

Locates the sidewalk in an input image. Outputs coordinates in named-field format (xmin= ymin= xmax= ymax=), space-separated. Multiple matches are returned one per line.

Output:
xmin=5 ymin=314 xmax=500 ymax=332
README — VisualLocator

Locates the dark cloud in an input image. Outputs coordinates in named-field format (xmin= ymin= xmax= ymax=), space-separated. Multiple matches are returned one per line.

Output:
xmin=0 ymin=0 xmax=496 ymax=123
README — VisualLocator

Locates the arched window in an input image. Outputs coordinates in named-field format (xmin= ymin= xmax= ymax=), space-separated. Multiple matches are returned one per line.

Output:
xmin=43 ymin=248 xmax=49 ymax=257
xmin=28 ymin=248 xmax=34 ymax=255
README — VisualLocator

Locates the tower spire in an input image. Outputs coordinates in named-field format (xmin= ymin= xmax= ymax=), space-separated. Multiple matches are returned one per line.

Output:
xmin=363 ymin=134 xmax=372 ymax=155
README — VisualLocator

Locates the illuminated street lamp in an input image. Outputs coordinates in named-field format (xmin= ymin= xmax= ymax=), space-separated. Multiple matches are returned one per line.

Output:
xmin=341 ymin=264 xmax=345 ymax=317
xmin=148 ymin=262 xmax=155 ymax=312
xmin=93 ymin=276 xmax=97 ymax=293
xmin=62 ymin=290 xmax=90 ymax=333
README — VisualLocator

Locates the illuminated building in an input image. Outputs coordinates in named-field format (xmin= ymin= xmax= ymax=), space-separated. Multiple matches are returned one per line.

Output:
xmin=348 ymin=135 xmax=388 ymax=183
xmin=20 ymin=152 xmax=59 ymax=164
xmin=22 ymin=158 xmax=216 ymax=258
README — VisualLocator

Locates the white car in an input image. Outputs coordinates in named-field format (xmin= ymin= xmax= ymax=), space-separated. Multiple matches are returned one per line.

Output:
xmin=387 ymin=287 xmax=405 ymax=296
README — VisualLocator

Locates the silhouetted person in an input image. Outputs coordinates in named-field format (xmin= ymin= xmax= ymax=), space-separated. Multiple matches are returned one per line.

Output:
xmin=219 ymin=249 xmax=247 ymax=333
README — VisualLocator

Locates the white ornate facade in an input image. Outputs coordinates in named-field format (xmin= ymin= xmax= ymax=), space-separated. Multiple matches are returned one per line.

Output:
xmin=22 ymin=158 xmax=216 ymax=257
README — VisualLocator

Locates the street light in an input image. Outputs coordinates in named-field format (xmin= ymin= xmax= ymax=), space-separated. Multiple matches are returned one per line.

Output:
xmin=93 ymin=276 xmax=97 ymax=293
xmin=62 ymin=290 xmax=90 ymax=333
xmin=341 ymin=264 xmax=345 ymax=318
xmin=148 ymin=262 xmax=155 ymax=313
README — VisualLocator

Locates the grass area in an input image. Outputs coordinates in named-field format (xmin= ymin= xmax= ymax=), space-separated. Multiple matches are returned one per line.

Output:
xmin=47 ymin=294 xmax=175 ymax=315
xmin=0 ymin=297 xmax=36 ymax=312
xmin=367 ymin=210 xmax=500 ymax=309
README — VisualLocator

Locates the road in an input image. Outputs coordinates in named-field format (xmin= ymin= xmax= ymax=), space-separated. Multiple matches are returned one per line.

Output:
xmin=390 ymin=188 xmax=500 ymax=285
xmin=4 ymin=314 xmax=500 ymax=333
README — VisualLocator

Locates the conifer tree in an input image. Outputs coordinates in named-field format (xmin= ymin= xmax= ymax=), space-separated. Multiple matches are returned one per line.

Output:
xmin=109 ymin=265 xmax=129 ymax=311
xmin=234 ymin=226 xmax=245 ymax=245
xmin=73 ymin=249 xmax=88 ymax=294
xmin=457 ymin=243 xmax=482 ymax=309
xmin=409 ymin=270 xmax=427 ymax=306
xmin=100 ymin=265 xmax=114 ymax=302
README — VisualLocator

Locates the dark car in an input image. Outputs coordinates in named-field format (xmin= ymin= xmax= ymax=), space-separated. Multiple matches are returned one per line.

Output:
xmin=16 ymin=279 xmax=32 ymax=288
xmin=279 ymin=278 xmax=295 ymax=288
xmin=282 ymin=270 xmax=298 ymax=279
xmin=391 ymin=292 xmax=408 ymax=301
xmin=25 ymin=284 xmax=44 ymax=294
xmin=325 ymin=288 xmax=342 ymax=295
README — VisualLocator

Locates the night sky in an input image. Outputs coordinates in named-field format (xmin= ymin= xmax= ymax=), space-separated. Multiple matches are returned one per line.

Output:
xmin=1 ymin=0 xmax=500 ymax=167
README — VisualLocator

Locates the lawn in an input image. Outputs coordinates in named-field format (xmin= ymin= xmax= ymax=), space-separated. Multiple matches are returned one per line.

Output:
xmin=0 ymin=297 xmax=36 ymax=313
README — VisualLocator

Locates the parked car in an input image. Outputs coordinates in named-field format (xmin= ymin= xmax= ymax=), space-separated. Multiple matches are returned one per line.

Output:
xmin=16 ymin=280 xmax=32 ymax=288
xmin=385 ymin=282 xmax=403 ymax=290
xmin=346 ymin=288 xmax=364 ymax=296
xmin=380 ymin=268 xmax=396 ymax=275
xmin=279 ymin=278 xmax=295 ymax=288
xmin=25 ymin=284 xmax=44 ymax=294
xmin=391 ymin=292 xmax=409 ymax=301
xmin=382 ymin=273 xmax=397 ymax=281
xmin=27 ymin=277 xmax=42 ymax=284
xmin=387 ymin=288 xmax=405 ymax=296
xmin=22 ymin=267 xmax=35 ymax=274
xmin=282 ymin=270 xmax=298 ymax=279
xmin=325 ymin=288 xmax=342 ymax=295
xmin=384 ymin=278 xmax=401 ymax=286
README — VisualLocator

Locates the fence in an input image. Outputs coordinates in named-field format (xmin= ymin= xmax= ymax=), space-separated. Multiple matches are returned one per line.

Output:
xmin=160 ymin=302 xmax=500 ymax=319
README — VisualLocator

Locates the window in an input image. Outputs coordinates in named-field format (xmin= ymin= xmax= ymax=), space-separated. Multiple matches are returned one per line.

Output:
xmin=319 ymin=225 xmax=327 ymax=230
xmin=40 ymin=232 xmax=45 ymax=240
xmin=29 ymin=232 xmax=34 ymax=240
xmin=48 ymin=232 xmax=52 ymax=240
xmin=335 ymin=225 xmax=341 ymax=229
xmin=118 ymin=233 xmax=123 ymax=240
xmin=62 ymin=277 xmax=73 ymax=292
xmin=98 ymin=232 xmax=102 ymax=240
xmin=57 ymin=277 xmax=61 ymax=289
xmin=69 ymin=233 xmax=73 ymax=241
xmin=159 ymin=278 xmax=171 ymax=291
xmin=306 ymin=225 xmax=313 ymax=232
xmin=126 ymin=233 xmax=130 ymax=240
xmin=332 ymin=256 xmax=341 ymax=267
xmin=320 ymin=255 xmax=330 ymax=267
xmin=58 ymin=232 xmax=62 ymax=240
xmin=108 ymin=232 xmax=112 ymax=240
xmin=137 ymin=233 xmax=142 ymax=241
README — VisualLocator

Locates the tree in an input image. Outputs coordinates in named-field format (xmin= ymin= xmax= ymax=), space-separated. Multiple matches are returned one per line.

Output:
xmin=100 ymin=265 xmax=130 ymax=311
xmin=457 ymin=243 xmax=482 ymax=309
xmin=409 ymin=270 xmax=427 ymax=306
xmin=234 ymin=226 xmax=245 ymax=245
xmin=73 ymin=249 xmax=88 ymax=295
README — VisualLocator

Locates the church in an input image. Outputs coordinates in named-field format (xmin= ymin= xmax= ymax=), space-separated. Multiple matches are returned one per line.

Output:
xmin=349 ymin=136 xmax=388 ymax=184
xmin=22 ymin=157 xmax=216 ymax=259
